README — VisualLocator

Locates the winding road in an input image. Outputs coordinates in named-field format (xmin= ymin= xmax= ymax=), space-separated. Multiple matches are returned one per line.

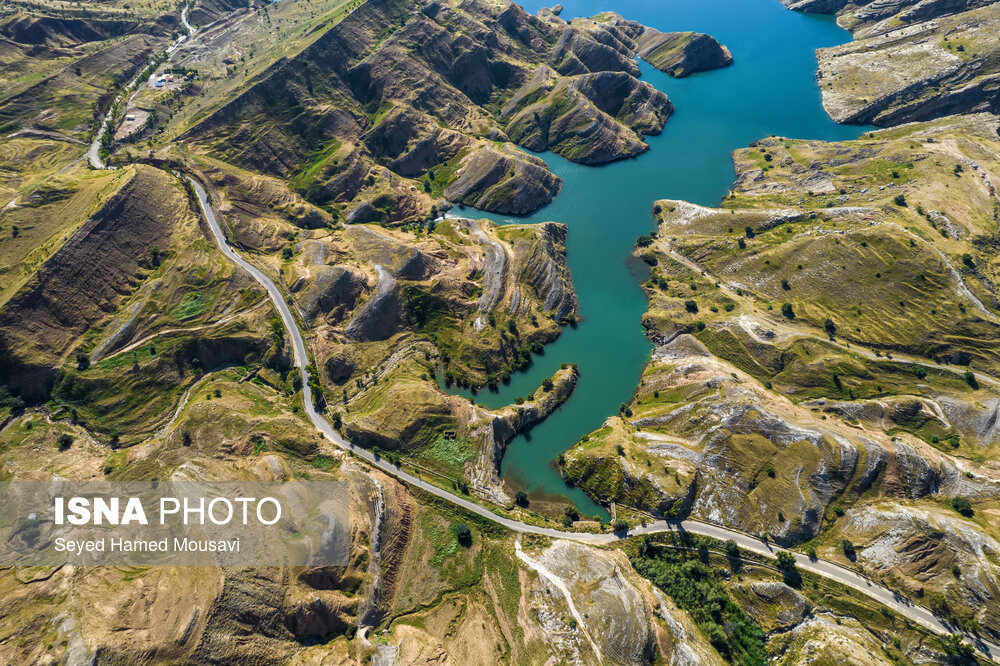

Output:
xmin=186 ymin=176 xmax=999 ymax=662
xmin=86 ymin=7 xmax=196 ymax=169
xmin=80 ymin=7 xmax=996 ymax=657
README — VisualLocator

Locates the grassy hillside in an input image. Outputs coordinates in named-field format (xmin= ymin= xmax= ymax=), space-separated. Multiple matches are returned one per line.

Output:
xmin=563 ymin=113 xmax=1000 ymax=636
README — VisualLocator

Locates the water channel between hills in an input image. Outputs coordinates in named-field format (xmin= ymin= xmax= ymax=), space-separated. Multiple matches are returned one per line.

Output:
xmin=445 ymin=0 xmax=868 ymax=518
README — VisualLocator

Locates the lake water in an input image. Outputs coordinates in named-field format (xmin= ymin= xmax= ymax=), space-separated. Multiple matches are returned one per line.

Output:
xmin=447 ymin=0 xmax=866 ymax=518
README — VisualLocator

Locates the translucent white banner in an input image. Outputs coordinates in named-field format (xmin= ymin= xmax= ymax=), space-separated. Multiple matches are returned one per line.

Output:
xmin=0 ymin=481 xmax=349 ymax=566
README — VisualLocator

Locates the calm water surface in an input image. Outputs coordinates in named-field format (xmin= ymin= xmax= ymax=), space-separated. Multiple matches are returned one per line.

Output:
xmin=447 ymin=0 xmax=866 ymax=517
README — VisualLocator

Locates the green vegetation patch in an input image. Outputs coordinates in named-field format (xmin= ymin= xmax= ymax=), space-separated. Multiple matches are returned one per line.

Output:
xmin=422 ymin=434 xmax=475 ymax=478
xmin=632 ymin=542 xmax=767 ymax=665
xmin=170 ymin=291 xmax=208 ymax=321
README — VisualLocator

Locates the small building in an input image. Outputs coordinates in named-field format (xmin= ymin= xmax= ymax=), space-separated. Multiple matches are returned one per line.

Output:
xmin=124 ymin=114 xmax=136 ymax=122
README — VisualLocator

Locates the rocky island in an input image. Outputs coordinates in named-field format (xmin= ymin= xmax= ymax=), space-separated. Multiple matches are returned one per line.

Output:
xmin=636 ymin=28 xmax=734 ymax=78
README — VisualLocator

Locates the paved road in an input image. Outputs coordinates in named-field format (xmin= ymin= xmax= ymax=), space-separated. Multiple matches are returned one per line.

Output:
xmin=86 ymin=9 xmax=195 ymax=169
xmin=186 ymin=176 xmax=998 ymax=661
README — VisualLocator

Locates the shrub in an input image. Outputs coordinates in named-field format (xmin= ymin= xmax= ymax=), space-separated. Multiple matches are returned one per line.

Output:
xmin=781 ymin=279 xmax=790 ymax=290
xmin=963 ymin=371 xmax=978 ymax=389
xmin=951 ymin=497 xmax=973 ymax=517
xmin=764 ymin=464 xmax=776 ymax=478
xmin=684 ymin=300 xmax=698 ymax=314
xmin=780 ymin=303 xmax=795 ymax=319
xmin=562 ymin=506 xmax=579 ymax=527
xmin=737 ymin=237 xmax=746 ymax=249
xmin=57 ymin=434 xmax=73 ymax=450
xmin=454 ymin=523 xmax=472 ymax=547
xmin=823 ymin=318 xmax=836 ymax=338
xmin=76 ymin=352 xmax=90 ymax=371
xmin=894 ymin=194 xmax=907 ymax=207
xmin=612 ymin=518 xmax=628 ymax=532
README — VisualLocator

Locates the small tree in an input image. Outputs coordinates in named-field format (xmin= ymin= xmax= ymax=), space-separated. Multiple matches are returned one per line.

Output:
xmin=824 ymin=318 xmax=836 ymax=338
xmin=951 ymin=497 xmax=973 ymax=517
xmin=840 ymin=539 xmax=856 ymax=560
xmin=776 ymin=551 xmax=796 ymax=570
xmin=940 ymin=633 xmax=975 ymax=664
xmin=963 ymin=371 xmax=979 ymax=389
xmin=562 ymin=505 xmax=579 ymax=527
xmin=612 ymin=518 xmax=628 ymax=533
xmin=454 ymin=523 xmax=472 ymax=547
xmin=76 ymin=352 xmax=90 ymax=371
xmin=894 ymin=193 xmax=907 ymax=207
xmin=57 ymin=434 xmax=73 ymax=450
xmin=181 ymin=430 xmax=192 ymax=446
xmin=724 ymin=539 xmax=740 ymax=560
xmin=514 ymin=490 xmax=529 ymax=508
xmin=781 ymin=303 xmax=795 ymax=319
xmin=684 ymin=300 xmax=698 ymax=314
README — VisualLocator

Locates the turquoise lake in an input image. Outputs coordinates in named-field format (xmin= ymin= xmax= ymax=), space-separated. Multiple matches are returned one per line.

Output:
xmin=447 ymin=0 xmax=867 ymax=518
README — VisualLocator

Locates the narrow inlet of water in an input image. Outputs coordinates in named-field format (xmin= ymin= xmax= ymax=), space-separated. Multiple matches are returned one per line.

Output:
xmin=445 ymin=0 xmax=868 ymax=518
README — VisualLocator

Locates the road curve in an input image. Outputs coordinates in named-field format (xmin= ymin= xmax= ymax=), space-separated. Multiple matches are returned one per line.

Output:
xmin=87 ymin=10 xmax=196 ymax=169
xmin=187 ymin=175 xmax=998 ymax=662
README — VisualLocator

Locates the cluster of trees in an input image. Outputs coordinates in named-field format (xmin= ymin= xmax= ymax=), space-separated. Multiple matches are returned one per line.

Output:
xmin=632 ymin=546 xmax=767 ymax=665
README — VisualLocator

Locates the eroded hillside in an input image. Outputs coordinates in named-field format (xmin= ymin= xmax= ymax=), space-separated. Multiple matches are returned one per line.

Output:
xmin=782 ymin=0 xmax=1000 ymax=125
xmin=564 ymin=113 xmax=1000 ymax=638
xmin=0 ymin=0 xmax=995 ymax=663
